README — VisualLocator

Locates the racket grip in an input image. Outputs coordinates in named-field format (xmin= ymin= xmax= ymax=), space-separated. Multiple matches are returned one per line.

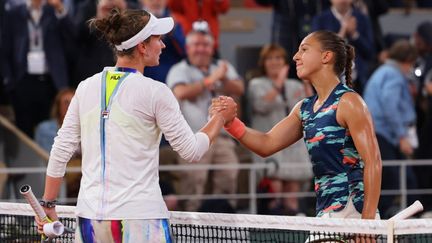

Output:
xmin=20 ymin=184 xmax=48 ymax=221
xmin=390 ymin=200 xmax=424 ymax=220
xmin=43 ymin=221 xmax=65 ymax=238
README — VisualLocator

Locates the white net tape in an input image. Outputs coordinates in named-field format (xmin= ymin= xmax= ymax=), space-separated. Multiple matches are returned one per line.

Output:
xmin=1 ymin=202 xmax=432 ymax=236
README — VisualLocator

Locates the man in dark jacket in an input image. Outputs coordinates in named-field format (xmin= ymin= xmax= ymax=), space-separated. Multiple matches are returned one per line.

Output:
xmin=2 ymin=0 xmax=74 ymax=137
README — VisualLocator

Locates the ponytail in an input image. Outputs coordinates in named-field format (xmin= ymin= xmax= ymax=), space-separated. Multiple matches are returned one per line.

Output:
xmin=344 ymin=44 xmax=355 ymax=88
xmin=313 ymin=31 xmax=357 ymax=88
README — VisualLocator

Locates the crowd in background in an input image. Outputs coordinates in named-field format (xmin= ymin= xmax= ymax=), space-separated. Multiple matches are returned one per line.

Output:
xmin=0 ymin=0 xmax=432 ymax=219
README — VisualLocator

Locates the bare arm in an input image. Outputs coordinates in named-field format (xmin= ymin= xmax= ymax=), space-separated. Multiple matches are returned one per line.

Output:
xmin=213 ymin=99 xmax=304 ymax=157
xmin=221 ymin=78 xmax=244 ymax=96
xmin=173 ymin=62 xmax=228 ymax=100
xmin=201 ymin=97 xmax=237 ymax=143
xmin=172 ymin=82 xmax=207 ymax=101
xmin=36 ymin=175 xmax=62 ymax=233
xmin=42 ymin=176 xmax=63 ymax=202
xmin=337 ymin=92 xmax=382 ymax=219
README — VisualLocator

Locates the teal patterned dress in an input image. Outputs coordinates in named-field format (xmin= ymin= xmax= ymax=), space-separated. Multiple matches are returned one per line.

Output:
xmin=300 ymin=83 xmax=364 ymax=217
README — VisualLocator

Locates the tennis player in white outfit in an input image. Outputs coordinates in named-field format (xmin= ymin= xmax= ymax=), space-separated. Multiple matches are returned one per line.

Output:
xmin=35 ymin=8 xmax=237 ymax=243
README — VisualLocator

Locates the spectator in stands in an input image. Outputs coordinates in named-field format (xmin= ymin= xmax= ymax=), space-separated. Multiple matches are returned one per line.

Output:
xmin=353 ymin=0 xmax=388 ymax=58
xmin=412 ymin=21 xmax=432 ymax=128
xmin=312 ymin=0 xmax=375 ymax=94
xmin=35 ymin=88 xmax=75 ymax=152
xmin=363 ymin=40 xmax=418 ymax=219
xmin=167 ymin=0 xmax=229 ymax=56
xmin=254 ymin=0 xmax=330 ymax=72
xmin=413 ymin=21 xmax=432 ymax=214
xmin=416 ymin=71 xmax=432 ymax=215
xmin=247 ymin=44 xmax=312 ymax=215
xmin=2 ymin=0 xmax=74 ymax=138
xmin=72 ymin=0 xmax=136 ymax=86
xmin=34 ymin=88 xmax=81 ymax=199
xmin=166 ymin=24 xmax=244 ymax=212
xmin=140 ymin=0 xmax=186 ymax=83
xmin=256 ymin=176 xmax=284 ymax=215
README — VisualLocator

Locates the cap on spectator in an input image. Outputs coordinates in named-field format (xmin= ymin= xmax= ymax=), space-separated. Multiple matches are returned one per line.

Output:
xmin=115 ymin=13 xmax=174 ymax=51
xmin=192 ymin=20 xmax=211 ymax=35
xmin=416 ymin=21 xmax=432 ymax=46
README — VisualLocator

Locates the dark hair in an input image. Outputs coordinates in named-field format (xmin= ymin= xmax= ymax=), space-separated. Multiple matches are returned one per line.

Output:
xmin=88 ymin=8 xmax=151 ymax=56
xmin=257 ymin=44 xmax=288 ymax=76
xmin=312 ymin=30 xmax=355 ymax=88
xmin=387 ymin=39 xmax=418 ymax=63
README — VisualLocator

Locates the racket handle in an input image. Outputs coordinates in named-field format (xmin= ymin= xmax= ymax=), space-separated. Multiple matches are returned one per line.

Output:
xmin=43 ymin=221 xmax=65 ymax=238
xmin=390 ymin=200 xmax=424 ymax=220
xmin=20 ymin=184 xmax=48 ymax=221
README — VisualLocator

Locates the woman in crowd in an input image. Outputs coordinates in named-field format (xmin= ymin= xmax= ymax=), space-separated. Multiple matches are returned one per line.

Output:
xmin=247 ymin=44 xmax=312 ymax=215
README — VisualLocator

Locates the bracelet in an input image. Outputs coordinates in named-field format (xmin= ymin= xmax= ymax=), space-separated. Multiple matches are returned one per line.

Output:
xmin=39 ymin=199 xmax=57 ymax=208
xmin=203 ymin=78 xmax=213 ymax=88
xmin=224 ymin=118 xmax=246 ymax=139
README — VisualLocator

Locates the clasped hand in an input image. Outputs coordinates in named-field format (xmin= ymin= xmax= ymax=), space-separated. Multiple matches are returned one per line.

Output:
xmin=209 ymin=96 xmax=237 ymax=126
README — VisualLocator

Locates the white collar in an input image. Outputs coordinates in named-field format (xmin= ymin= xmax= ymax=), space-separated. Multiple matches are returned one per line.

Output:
xmin=331 ymin=6 xmax=353 ymax=23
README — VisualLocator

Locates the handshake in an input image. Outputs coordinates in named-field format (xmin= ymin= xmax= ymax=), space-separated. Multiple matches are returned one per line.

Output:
xmin=209 ymin=96 xmax=246 ymax=139
xmin=209 ymin=96 xmax=237 ymax=126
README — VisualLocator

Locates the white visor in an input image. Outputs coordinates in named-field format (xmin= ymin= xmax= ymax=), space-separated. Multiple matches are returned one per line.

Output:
xmin=115 ymin=13 xmax=174 ymax=51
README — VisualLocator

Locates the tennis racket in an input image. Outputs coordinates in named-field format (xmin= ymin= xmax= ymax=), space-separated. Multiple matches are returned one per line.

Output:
xmin=389 ymin=200 xmax=423 ymax=220
xmin=20 ymin=184 xmax=66 ymax=242
xmin=307 ymin=200 xmax=424 ymax=243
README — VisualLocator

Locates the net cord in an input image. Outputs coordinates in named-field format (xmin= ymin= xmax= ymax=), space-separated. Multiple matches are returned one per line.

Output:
xmin=2 ymin=202 xmax=432 ymax=235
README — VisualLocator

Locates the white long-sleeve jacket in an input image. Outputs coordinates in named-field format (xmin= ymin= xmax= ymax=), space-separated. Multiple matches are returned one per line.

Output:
xmin=47 ymin=67 xmax=209 ymax=220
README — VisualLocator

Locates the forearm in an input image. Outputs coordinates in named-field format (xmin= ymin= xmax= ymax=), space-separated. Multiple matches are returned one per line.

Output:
xmin=362 ymin=159 xmax=382 ymax=219
xmin=42 ymin=175 xmax=63 ymax=200
xmin=227 ymin=106 xmax=303 ymax=157
xmin=173 ymin=80 xmax=208 ymax=101
xmin=237 ymin=128 xmax=276 ymax=158
xmin=200 ymin=114 xmax=225 ymax=143
xmin=222 ymin=79 xmax=244 ymax=96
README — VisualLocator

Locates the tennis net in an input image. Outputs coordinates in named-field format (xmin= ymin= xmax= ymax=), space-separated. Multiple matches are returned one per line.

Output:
xmin=1 ymin=202 xmax=432 ymax=242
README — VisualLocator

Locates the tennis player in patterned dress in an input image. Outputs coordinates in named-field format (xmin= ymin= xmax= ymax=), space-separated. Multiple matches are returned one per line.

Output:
xmin=212 ymin=30 xmax=382 ymax=220
xmin=35 ymin=9 xmax=237 ymax=242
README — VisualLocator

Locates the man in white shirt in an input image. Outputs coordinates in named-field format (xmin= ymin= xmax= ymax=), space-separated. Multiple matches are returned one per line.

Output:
xmin=167 ymin=23 xmax=244 ymax=211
